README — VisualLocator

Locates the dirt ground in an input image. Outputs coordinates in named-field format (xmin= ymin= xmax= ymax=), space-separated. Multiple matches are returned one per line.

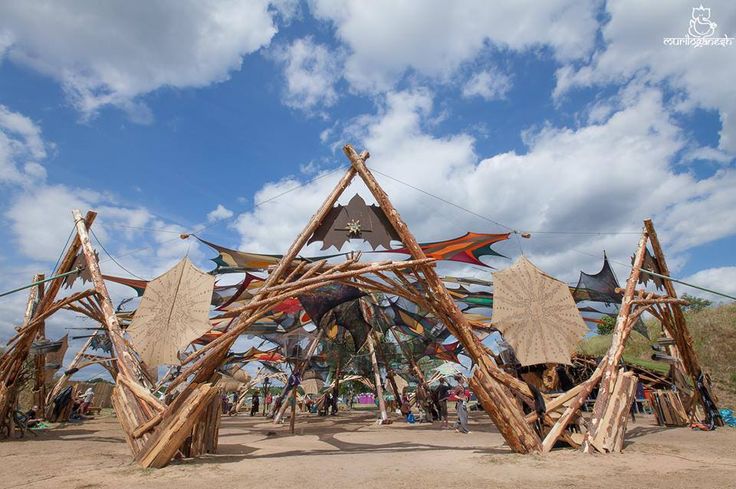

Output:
xmin=1 ymin=409 xmax=735 ymax=489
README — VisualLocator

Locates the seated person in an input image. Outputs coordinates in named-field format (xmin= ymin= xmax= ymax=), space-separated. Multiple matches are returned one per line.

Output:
xmin=25 ymin=405 xmax=42 ymax=428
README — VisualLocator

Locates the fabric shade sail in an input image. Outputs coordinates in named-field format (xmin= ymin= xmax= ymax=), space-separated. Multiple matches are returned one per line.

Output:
xmin=126 ymin=257 xmax=215 ymax=367
xmin=493 ymin=256 xmax=588 ymax=366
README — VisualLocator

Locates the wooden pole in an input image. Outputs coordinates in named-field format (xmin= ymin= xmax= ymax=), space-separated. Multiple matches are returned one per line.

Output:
xmin=72 ymin=209 xmax=157 ymax=452
xmin=273 ymin=328 xmax=325 ymax=423
xmin=643 ymin=219 xmax=717 ymax=419
xmin=45 ymin=334 xmax=95 ymax=413
xmin=343 ymin=144 xmax=540 ymax=452
xmin=580 ymin=223 xmax=649 ymax=452
xmin=367 ymin=334 xmax=389 ymax=423
xmin=289 ymin=389 xmax=297 ymax=434
xmin=32 ymin=275 xmax=47 ymax=414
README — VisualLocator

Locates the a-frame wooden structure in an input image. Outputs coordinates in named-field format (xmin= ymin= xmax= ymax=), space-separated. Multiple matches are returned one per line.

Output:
xmin=124 ymin=144 xmax=542 ymax=467
xmin=539 ymin=219 xmax=720 ymax=452
xmin=1 ymin=144 xmax=718 ymax=466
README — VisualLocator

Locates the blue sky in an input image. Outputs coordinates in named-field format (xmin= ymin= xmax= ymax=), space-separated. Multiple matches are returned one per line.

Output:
xmin=1 ymin=1 xmax=735 ymax=373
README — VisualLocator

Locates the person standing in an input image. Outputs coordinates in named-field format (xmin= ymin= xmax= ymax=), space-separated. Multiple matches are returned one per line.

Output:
xmin=452 ymin=374 xmax=470 ymax=434
xmin=436 ymin=378 xmax=450 ymax=429
xmin=80 ymin=387 xmax=95 ymax=415
xmin=265 ymin=392 xmax=273 ymax=412
xmin=250 ymin=392 xmax=260 ymax=417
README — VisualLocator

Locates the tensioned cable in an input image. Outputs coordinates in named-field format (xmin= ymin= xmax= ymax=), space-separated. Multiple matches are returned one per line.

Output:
xmin=192 ymin=164 xmax=349 ymax=238
xmin=371 ymin=169 xmax=735 ymax=301
xmin=371 ymin=168 xmax=642 ymax=236
xmin=560 ymin=244 xmax=736 ymax=301
xmin=90 ymin=227 xmax=146 ymax=281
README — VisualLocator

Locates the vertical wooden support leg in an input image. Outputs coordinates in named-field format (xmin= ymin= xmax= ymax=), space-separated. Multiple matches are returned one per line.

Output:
xmin=367 ymin=334 xmax=389 ymax=423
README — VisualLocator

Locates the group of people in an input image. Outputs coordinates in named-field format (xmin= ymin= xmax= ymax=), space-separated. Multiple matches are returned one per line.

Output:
xmin=233 ymin=375 xmax=471 ymax=434
xmin=247 ymin=392 xmax=272 ymax=416
xmin=400 ymin=375 xmax=471 ymax=433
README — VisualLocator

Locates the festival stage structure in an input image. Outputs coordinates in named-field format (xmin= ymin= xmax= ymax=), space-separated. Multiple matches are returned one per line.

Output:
xmin=0 ymin=144 xmax=720 ymax=466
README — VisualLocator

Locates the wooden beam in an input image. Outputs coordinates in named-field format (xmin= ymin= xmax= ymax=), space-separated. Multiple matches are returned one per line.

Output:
xmin=343 ymin=144 xmax=541 ymax=453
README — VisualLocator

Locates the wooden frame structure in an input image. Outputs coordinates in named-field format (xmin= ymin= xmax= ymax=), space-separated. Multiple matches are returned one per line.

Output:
xmin=0 ymin=144 xmax=718 ymax=467
xmin=539 ymin=218 xmax=718 ymax=452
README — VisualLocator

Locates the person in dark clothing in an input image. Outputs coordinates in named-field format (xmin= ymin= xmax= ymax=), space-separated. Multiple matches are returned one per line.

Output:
xmin=250 ymin=393 xmax=260 ymax=416
xmin=436 ymin=378 xmax=450 ymax=428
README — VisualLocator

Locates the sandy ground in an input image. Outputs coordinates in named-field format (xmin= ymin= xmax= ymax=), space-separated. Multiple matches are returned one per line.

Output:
xmin=1 ymin=409 xmax=735 ymax=489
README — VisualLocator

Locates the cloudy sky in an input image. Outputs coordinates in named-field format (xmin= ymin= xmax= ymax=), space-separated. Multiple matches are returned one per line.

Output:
xmin=1 ymin=1 xmax=735 ymax=355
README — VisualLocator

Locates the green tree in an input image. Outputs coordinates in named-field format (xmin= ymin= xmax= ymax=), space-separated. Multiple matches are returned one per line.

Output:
xmin=597 ymin=314 xmax=616 ymax=335
xmin=681 ymin=293 xmax=713 ymax=313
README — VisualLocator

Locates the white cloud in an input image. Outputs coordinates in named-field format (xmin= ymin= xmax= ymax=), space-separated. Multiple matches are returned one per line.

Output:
xmin=272 ymin=36 xmax=342 ymax=112
xmin=680 ymin=267 xmax=736 ymax=304
xmin=0 ymin=0 xmax=281 ymax=120
xmin=462 ymin=69 xmax=512 ymax=101
xmin=554 ymin=0 xmax=736 ymax=153
xmin=0 ymin=106 xmax=209 ymax=344
xmin=233 ymin=85 xmax=736 ymax=289
xmin=310 ymin=0 xmax=600 ymax=92
xmin=0 ymin=105 xmax=48 ymax=185
xmin=207 ymin=204 xmax=235 ymax=222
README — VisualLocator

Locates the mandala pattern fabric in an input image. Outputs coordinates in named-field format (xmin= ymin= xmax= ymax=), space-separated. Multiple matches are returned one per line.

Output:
xmin=493 ymin=256 xmax=588 ymax=366
xmin=126 ymin=257 xmax=215 ymax=366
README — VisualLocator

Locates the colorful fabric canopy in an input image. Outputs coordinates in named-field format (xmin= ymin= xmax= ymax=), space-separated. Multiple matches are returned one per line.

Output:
xmin=197 ymin=236 xmax=286 ymax=271
xmin=382 ymin=232 xmax=509 ymax=267
xmin=298 ymin=284 xmax=366 ymax=327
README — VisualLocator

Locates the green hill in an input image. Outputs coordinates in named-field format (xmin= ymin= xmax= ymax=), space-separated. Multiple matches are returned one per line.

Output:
xmin=685 ymin=302 xmax=736 ymax=407
xmin=576 ymin=302 xmax=736 ymax=407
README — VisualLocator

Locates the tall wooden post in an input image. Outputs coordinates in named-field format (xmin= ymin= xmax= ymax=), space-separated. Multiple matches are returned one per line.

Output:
xmin=343 ymin=144 xmax=540 ymax=452
xmin=372 ymin=331 xmax=402 ymax=406
xmin=581 ymin=226 xmax=649 ymax=452
xmin=32 ymin=275 xmax=47 ymax=414
xmin=367 ymin=334 xmax=389 ymax=423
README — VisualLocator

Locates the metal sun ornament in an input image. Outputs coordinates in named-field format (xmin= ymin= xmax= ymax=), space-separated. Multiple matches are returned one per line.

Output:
xmin=346 ymin=218 xmax=362 ymax=236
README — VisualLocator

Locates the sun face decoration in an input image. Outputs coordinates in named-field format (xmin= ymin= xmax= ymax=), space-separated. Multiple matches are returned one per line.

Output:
xmin=346 ymin=218 xmax=362 ymax=236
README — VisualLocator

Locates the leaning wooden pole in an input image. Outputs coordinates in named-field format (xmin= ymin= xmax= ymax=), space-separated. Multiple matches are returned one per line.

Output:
xmin=72 ymin=210 xmax=159 ymax=455
xmin=643 ymin=219 xmax=718 ymax=421
xmin=371 ymin=331 xmax=402 ymax=405
xmin=45 ymin=334 xmax=96 ymax=409
xmin=343 ymin=144 xmax=540 ymax=452
xmin=581 ymin=224 xmax=649 ymax=452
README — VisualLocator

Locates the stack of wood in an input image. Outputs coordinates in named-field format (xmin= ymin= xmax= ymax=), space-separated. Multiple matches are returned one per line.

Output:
xmin=586 ymin=369 xmax=638 ymax=453
xmin=650 ymin=390 xmax=688 ymax=426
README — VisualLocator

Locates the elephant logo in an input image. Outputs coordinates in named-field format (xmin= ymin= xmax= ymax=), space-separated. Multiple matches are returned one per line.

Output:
xmin=689 ymin=4 xmax=717 ymax=38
